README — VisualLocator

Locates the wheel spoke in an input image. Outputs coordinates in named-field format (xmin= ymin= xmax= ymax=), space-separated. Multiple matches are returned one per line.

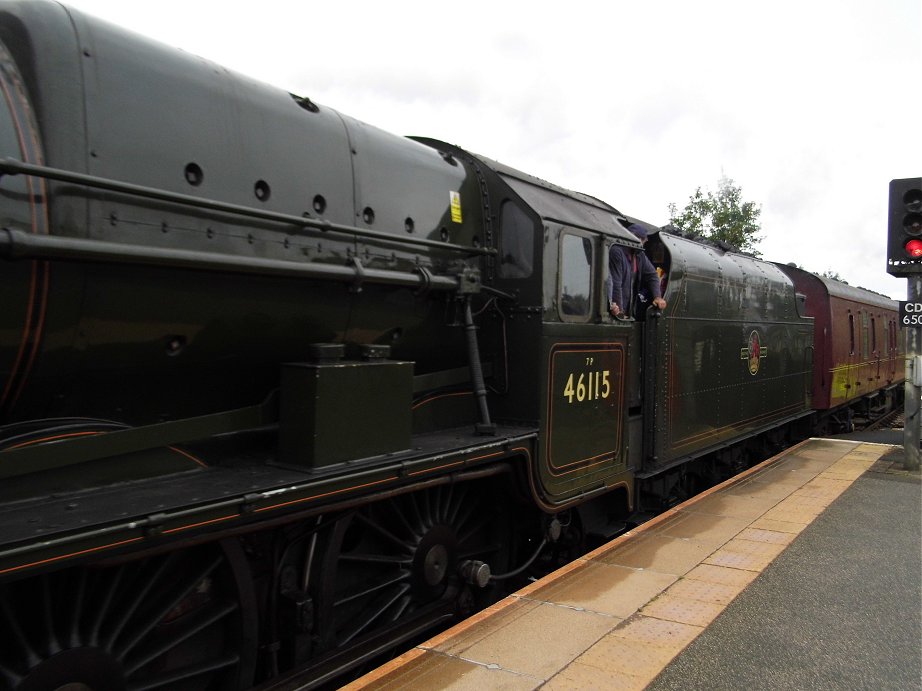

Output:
xmin=446 ymin=484 xmax=469 ymax=525
xmin=354 ymin=512 xmax=414 ymax=552
xmin=0 ymin=594 xmax=41 ymax=668
xmin=0 ymin=663 xmax=23 ymax=688
xmin=338 ymin=552 xmax=412 ymax=566
xmin=459 ymin=541 xmax=504 ymax=560
xmin=440 ymin=483 xmax=456 ymax=523
xmin=388 ymin=497 xmax=421 ymax=540
xmin=126 ymin=652 xmax=240 ymax=691
xmin=68 ymin=569 xmax=89 ymax=648
xmin=407 ymin=491 xmax=425 ymax=532
xmin=387 ymin=593 xmax=412 ymax=622
xmin=422 ymin=486 xmax=433 ymax=525
xmin=450 ymin=498 xmax=479 ymax=537
xmin=334 ymin=569 xmax=411 ymax=607
xmin=338 ymin=583 xmax=411 ymax=645
xmin=89 ymin=565 xmax=126 ymax=646
xmin=457 ymin=512 xmax=493 ymax=546
xmin=105 ymin=553 xmax=179 ymax=651
xmin=115 ymin=552 xmax=223 ymax=661
xmin=123 ymin=599 xmax=239 ymax=676
xmin=41 ymin=574 xmax=62 ymax=656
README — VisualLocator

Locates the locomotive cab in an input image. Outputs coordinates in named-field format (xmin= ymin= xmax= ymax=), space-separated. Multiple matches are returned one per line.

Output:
xmin=443 ymin=153 xmax=651 ymax=509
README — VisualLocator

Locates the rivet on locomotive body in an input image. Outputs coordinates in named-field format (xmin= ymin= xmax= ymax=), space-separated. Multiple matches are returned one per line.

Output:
xmin=184 ymin=162 xmax=203 ymax=186
xmin=165 ymin=335 xmax=186 ymax=357
xmin=254 ymin=180 xmax=271 ymax=201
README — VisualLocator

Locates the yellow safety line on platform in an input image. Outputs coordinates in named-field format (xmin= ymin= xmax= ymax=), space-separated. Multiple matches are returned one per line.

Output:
xmin=344 ymin=439 xmax=894 ymax=691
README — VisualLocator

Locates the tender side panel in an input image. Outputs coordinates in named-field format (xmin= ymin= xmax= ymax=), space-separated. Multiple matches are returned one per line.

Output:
xmin=649 ymin=236 xmax=813 ymax=470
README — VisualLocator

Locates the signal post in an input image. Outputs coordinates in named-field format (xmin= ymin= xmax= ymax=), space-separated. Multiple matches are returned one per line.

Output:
xmin=888 ymin=177 xmax=922 ymax=471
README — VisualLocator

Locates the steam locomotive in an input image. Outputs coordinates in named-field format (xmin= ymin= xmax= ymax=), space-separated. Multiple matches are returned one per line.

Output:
xmin=0 ymin=2 xmax=904 ymax=689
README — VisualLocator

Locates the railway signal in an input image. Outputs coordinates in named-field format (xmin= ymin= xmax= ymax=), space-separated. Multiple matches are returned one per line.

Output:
xmin=886 ymin=177 xmax=922 ymax=276
xmin=891 ymin=177 xmax=922 ymax=471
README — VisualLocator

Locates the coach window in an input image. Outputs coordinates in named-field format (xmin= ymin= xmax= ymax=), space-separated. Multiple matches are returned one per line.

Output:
xmin=861 ymin=311 xmax=869 ymax=360
xmin=498 ymin=201 xmax=534 ymax=279
xmin=871 ymin=317 xmax=877 ymax=354
xmin=559 ymin=232 xmax=592 ymax=319
xmin=848 ymin=314 xmax=855 ymax=355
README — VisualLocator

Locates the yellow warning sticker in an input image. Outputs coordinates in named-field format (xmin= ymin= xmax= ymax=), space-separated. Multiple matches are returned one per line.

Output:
xmin=450 ymin=191 xmax=462 ymax=223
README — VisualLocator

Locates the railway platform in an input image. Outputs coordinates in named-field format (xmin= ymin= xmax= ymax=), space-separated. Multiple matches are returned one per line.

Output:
xmin=343 ymin=437 xmax=921 ymax=690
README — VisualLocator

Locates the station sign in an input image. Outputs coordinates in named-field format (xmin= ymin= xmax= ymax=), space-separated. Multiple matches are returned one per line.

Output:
xmin=898 ymin=301 xmax=922 ymax=326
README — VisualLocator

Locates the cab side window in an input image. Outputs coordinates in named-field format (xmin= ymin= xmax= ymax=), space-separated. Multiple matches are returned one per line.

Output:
xmin=559 ymin=232 xmax=592 ymax=319
xmin=498 ymin=201 xmax=534 ymax=279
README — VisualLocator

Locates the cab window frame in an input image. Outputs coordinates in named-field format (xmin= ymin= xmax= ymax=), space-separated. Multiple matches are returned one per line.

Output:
xmin=557 ymin=229 xmax=595 ymax=322
xmin=497 ymin=199 xmax=535 ymax=280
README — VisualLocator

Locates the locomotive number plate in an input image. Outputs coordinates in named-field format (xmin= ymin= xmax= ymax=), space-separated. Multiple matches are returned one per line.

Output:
xmin=545 ymin=342 xmax=624 ymax=474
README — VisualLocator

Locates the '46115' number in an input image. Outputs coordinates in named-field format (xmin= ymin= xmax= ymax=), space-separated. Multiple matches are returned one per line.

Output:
xmin=563 ymin=370 xmax=611 ymax=403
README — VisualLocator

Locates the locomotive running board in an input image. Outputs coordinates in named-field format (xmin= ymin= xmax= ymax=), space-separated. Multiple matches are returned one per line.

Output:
xmin=0 ymin=427 xmax=539 ymax=579
xmin=0 ymin=394 xmax=279 ymax=480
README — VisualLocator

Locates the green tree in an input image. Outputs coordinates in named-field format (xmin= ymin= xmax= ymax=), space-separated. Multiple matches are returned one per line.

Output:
xmin=820 ymin=269 xmax=846 ymax=283
xmin=668 ymin=176 xmax=763 ymax=256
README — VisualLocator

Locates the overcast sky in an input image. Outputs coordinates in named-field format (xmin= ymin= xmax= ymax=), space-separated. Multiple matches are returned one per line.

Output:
xmin=65 ymin=0 xmax=921 ymax=299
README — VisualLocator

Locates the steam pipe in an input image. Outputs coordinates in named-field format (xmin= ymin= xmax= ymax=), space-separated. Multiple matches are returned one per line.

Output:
xmin=463 ymin=296 xmax=495 ymax=434
xmin=0 ymin=228 xmax=460 ymax=291
xmin=0 ymin=158 xmax=496 ymax=256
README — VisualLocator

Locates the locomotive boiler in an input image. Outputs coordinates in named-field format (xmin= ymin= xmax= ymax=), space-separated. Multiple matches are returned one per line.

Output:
xmin=0 ymin=2 xmax=903 ymax=689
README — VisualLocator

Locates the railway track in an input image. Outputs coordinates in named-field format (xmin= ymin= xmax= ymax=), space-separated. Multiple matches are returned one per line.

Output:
xmin=863 ymin=407 xmax=904 ymax=431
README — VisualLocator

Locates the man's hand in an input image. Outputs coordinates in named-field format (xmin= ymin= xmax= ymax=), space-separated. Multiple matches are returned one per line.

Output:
xmin=653 ymin=297 xmax=666 ymax=310
xmin=609 ymin=301 xmax=621 ymax=317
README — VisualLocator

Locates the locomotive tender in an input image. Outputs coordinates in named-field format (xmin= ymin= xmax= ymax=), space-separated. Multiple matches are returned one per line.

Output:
xmin=0 ymin=2 xmax=904 ymax=688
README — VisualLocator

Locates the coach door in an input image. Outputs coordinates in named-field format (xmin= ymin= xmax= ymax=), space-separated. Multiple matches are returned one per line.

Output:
xmin=538 ymin=226 xmax=630 ymax=503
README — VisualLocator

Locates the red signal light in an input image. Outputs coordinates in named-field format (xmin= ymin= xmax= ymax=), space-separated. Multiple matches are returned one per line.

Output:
xmin=905 ymin=239 xmax=922 ymax=257
xmin=889 ymin=178 xmax=922 ymax=275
